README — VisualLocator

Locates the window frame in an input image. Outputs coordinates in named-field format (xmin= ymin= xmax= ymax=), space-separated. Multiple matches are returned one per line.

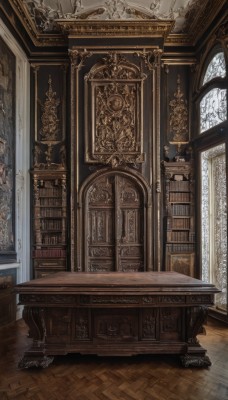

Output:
xmin=193 ymin=45 xmax=228 ymax=322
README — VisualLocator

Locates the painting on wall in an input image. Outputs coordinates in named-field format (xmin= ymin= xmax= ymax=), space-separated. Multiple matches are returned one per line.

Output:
xmin=0 ymin=37 xmax=16 ymax=260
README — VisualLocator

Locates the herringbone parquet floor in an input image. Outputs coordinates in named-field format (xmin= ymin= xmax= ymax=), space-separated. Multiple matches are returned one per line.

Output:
xmin=0 ymin=318 xmax=227 ymax=400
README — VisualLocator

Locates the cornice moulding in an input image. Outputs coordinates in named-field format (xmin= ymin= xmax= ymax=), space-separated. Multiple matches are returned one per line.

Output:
xmin=57 ymin=19 xmax=175 ymax=39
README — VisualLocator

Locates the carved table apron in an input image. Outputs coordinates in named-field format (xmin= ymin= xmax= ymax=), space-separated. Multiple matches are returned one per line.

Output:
xmin=15 ymin=271 xmax=219 ymax=368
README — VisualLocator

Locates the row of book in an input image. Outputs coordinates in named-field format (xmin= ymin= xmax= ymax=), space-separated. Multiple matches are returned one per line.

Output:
xmin=168 ymin=231 xmax=189 ymax=242
xmin=38 ymin=187 xmax=61 ymax=197
xmin=41 ymin=234 xmax=62 ymax=245
xmin=41 ymin=220 xmax=62 ymax=230
xmin=40 ymin=209 xmax=63 ymax=217
xmin=33 ymin=249 xmax=66 ymax=258
xmin=169 ymin=192 xmax=190 ymax=202
xmin=169 ymin=181 xmax=190 ymax=192
xmin=171 ymin=204 xmax=190 ymax=216
xmin=172 ymin=218 xmax=190 ymax=229
xmin=40 ymin=198 xmax=62 ymax=206
xmin=166 ymin=244 xmax=195 ymax=252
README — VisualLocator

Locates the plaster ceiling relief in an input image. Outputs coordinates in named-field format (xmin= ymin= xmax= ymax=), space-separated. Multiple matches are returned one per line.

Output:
xmin=22 ymin=0 xmax=209 ymax=33
xmin=6 ymin=0 xmax=225 ymax=46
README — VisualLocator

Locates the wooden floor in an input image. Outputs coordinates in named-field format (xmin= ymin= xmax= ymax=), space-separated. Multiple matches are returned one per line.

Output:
xmin=0 ymin=318 xmax=227 ymax=400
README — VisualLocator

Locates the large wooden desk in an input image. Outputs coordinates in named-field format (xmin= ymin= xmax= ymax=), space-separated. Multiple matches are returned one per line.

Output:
xmin=15 ymin=272 xmax=219 ymax=368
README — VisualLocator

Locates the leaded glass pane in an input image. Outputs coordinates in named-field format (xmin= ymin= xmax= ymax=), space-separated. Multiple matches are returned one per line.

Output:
xmin=202 ymin=52 xmax=226 ymax=85
xmin=201 ymin=154 xmax=210 ymax=283
xmin=200 ymin=88 xmax=227 ymax=133
xmin=201 ymin=143 xmax=227 ymax=312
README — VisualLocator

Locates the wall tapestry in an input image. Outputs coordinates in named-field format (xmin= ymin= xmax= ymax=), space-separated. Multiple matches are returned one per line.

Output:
xmin=0 ymin=37 xmax=15 ymax=257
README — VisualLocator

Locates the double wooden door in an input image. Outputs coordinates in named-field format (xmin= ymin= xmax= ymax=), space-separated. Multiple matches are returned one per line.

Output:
xmin=85 ymin=174 xmax=145 ymax=272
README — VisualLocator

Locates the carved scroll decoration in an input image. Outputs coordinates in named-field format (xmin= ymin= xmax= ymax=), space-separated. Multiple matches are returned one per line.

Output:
xmin=169 ymin=74 xmax=189 ymax=145
xmin=135 ymin=48 xmax=163 ymax=71
xmin=142 ymin=309 xmax=157 ymax=339
xmin=39 ymin=75 xmax=60 ymax=141
xmin=88 ymin=176 xmax=114 ymax=206
xmin=186 ymin=306 xmax=208 ymax=345
xmin=33 ymin=75 xmax=65 ymax=170
xmin=69 ymin=49 xmax=91 ymax=70
xmin=95 ymin=313 xmax=137 ymax=341
xmin=85 ymin=53 xmax=146 ymax=166
xmin=91 ymin=295 xmax=139 ymax=304
xmin=75 ymin=310 xmax=89 ymax=340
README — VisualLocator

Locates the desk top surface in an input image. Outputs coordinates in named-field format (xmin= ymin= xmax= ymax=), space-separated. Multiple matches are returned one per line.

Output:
xmin=16 ymin=271 xmax=218 ymax=292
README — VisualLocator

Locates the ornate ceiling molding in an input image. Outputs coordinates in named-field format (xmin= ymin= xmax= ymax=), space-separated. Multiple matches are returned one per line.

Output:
xmin=58 ymin=20 xmax=175 ymax=39
xmin=164 ymin=0 xmax=227 ymax=47
xmin=4 ymin=0 xmax=66 ymax=47
xmin=4 ymin=0 xmax=228 ymax=48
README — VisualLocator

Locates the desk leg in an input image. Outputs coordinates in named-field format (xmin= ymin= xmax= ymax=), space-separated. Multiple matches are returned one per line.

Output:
xmin=181 ymin=305 xmax=211 ymax=368
xmin=18 ymin=306 xmax=54 ymax=369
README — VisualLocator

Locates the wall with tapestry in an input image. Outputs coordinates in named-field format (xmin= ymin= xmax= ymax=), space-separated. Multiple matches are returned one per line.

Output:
xmin=0 ymin=18 xmax=31 ymax=325
xmin=0 ymin=37 xmax=16 ymax=262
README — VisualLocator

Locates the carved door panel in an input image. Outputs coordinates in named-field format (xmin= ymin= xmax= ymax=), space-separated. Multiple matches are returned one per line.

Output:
xmin=86 ymin=174 xmax=144 ymax=272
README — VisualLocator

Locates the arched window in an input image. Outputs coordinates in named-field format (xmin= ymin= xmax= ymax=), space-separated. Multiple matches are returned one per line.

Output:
xmin=197 ymin=48 xmax=228 ymax=321
xmin=202 ymin=52 xmax=226 ymax=85
xmin=200 ymin=51 xmax=227 ymax=133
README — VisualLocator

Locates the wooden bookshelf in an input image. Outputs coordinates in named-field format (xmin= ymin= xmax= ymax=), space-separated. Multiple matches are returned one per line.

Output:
xmin=31 ymin=171 xmax=67 ymax=278
xmin=163 ymin=161 xmax=195 ymax=277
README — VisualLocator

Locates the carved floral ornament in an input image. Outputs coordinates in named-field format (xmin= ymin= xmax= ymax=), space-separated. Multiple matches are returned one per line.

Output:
xmin=85 ymin=53 xmax=147 ymax=166
xmin=169 ymin=74 xmax=189 ymax=145
xmin=33 ymin=75 xmax=66 ymax=170
xmin=39 ymin=75 xmax=60 ymax=141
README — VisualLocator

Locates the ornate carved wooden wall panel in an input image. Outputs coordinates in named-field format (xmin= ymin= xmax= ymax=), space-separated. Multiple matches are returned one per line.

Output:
xmin=84 ymin=53 xmax=146 ymax=166
xmin=84 ymin=173 xmax=145 ymax=272
xmin=69 ymin=42 xmax=162 ymax=271
xmin=30 ymin=64 xmax=68 ymax=277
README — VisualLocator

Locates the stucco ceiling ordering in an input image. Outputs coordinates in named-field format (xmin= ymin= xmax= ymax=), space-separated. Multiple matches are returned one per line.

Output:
xmin=22 ymin=0 xmax=207 ymax=33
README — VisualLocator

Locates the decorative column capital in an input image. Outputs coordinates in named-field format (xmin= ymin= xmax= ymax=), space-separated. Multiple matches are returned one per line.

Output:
xmin=69 ymin=49 xmax=92 ymax=70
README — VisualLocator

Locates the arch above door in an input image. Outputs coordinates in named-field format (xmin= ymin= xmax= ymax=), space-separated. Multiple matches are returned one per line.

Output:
xmin=78 ymin=168 xmax=152 ymax=272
